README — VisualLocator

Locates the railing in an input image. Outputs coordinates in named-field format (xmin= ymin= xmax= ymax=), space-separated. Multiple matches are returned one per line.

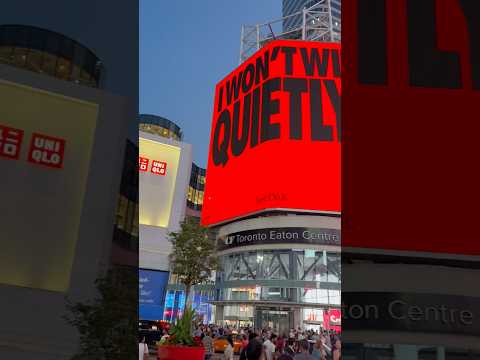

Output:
xmin=239 ymin=0 xmax=340 ymax=63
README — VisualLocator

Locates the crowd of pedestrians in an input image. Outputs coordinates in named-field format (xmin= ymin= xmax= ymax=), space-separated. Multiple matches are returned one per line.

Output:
xmin=194 ymin=324 xmax=341 ymax=360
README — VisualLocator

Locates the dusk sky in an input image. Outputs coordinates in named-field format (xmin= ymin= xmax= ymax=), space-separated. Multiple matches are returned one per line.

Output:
xmin=140 ymin=0 xmax=281 ymax=167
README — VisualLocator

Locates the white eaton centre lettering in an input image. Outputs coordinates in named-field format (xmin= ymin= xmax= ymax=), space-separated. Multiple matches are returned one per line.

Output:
xmin=269 ymin=230 xmax=299 ymax=240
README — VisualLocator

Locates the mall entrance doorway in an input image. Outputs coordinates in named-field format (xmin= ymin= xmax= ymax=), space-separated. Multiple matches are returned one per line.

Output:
xmin=255 ymin=307 xmax=293 ymax=336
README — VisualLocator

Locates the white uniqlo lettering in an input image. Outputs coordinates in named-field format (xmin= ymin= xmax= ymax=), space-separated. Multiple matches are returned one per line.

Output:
xmin=151 ymin=160 xmax=167 ymax=175
xmin=28 ymin=133 xmax=65 ymax=169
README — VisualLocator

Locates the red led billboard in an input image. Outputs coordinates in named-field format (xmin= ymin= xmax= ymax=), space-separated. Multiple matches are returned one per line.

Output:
xmin=342 ymin=0 xmax=480 ymax=255
xmin=202 ymin=40 xmax=341 ymax=226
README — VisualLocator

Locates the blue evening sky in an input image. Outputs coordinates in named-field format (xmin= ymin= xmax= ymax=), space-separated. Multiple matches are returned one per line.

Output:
xmin=140 ymin=0 xmax=281 ymax=167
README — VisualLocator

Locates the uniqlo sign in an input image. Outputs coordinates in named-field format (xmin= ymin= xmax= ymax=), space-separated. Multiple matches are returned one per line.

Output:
xmin=0 ymin=124 xmax=24 ymax=159
xmin=27 ymin=133 xmax=65 ymax=169
xmin=139 ymin=157 xmax=149 ymax=172
xmin=201 ymin=40 xmax=341 ymax=226
xmin=151 ymin=160 xmax=167 ymax=175
xmin=0 ymin=124 xmax=65 ymax=169
xmin=342 ymin=0 xmax=480 ymax=255
xmin=139 ymin=156 xmax=167 ymax=176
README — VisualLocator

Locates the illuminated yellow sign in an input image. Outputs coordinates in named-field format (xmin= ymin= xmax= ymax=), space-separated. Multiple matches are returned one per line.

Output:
xmin=0 ymin=80 xmax=98 ymax=293
xmin=139 ymin=137 xmax=180 ymax=228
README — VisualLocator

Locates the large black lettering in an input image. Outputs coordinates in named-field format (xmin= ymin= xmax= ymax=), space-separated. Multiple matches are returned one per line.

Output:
xmin=231 ymin=95 xmax=251 ymax=156
xmin=250 ymin=87 xmax=261 ymax=148
xmin=331 ymin=49 xmax=341 ymax=78
xmin=226 ymin=71 xmax=243 ymax=106
xmin=300 ymin=48 xmax=330 ymax=77
xmin=255 ymin=50 xmax=270 ymax=84
xmin=283 ymin=78 xmax=308 ymax=140
xmin=358 ymin=0 xmax=387 ymax=85
xmin=310 ymin=79 xmax=333 ymax=141
xmin=324 ymin=80 xmax=341 ymax=142
xmin=281 ymin=47 xmax=297 ymax=75
xmin=242 ymin=63 xmax=255 ymax=93
xmin=260 ymin=78 xmax=281 ymax=143
xmin=458 ymin=0 xmax=480 ymax=90
xmin=407 ymin=0 xmax=461 ymax=88
xmin=212 ymin=109 xmax=231 ymax=166
xmin=217 ymin=86 xmax=224 ymax=112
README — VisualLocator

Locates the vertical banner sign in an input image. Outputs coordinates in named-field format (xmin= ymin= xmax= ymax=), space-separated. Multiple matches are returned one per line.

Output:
xmin=343 ymin=0 xmax=480 ymax=255
xmin=202 ymin=40 xmax=341 ymax=226
xmin=0 ymin=125 xmax=24 ymax=159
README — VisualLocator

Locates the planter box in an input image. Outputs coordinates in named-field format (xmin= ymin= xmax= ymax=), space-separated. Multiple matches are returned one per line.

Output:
xmin=157 ymin=345 xmax=205 ymax=360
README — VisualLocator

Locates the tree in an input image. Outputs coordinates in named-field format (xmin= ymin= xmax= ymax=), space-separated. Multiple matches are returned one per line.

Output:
xmin=168 ymin=217 xmax=219 ymax=312
xmin=64 ymin=267 xmax=137 ymax=360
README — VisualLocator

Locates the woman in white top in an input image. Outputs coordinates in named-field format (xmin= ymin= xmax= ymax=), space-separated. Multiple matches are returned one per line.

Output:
xmin=138 ymin=335 xmax=149 ymax=360
xmin=224 ymin=335 xmax=234 ymax=360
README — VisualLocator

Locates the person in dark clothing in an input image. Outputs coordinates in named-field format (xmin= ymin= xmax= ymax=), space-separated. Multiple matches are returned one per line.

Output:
xmin=284 ymin=338 xmax=296 ymax=356
xmin=243 ymin=338 xmax=264 ymax=360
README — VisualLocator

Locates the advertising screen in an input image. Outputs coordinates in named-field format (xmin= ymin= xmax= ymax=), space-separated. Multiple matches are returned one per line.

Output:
xmin=139 ymin=136 xmax=181 ymax=228
xmin=202 ymin=40 xmax=341 ymax=226
xmin=139 ymin=269 xmax=170 ymax=320
xmin=342 ymin=0 xmax=480 ymax=255
xmin=0 ymin=80 xmax=98 ymax=292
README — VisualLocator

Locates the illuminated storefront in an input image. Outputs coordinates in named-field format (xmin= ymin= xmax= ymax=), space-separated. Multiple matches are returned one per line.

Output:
xmin=212 ymin=214 xmax=340 ymax=333
xmin=162 ymin=288 xmax=215 ymax=324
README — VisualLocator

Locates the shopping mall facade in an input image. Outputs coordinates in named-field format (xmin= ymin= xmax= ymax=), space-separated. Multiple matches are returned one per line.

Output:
xmin=212 ymin=213 xmax=340 ymax=334
xmin=138 ymin=114 xmax=214 ymax=324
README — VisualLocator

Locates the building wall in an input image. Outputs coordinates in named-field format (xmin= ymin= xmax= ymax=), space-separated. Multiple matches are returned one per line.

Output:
xmin=139 ymin=131 xmax=192 ymax=272
xmin=0 ymin=0 xmax=139 ymax=141
xmin=0 ymin=63 xmax=129 ymax=359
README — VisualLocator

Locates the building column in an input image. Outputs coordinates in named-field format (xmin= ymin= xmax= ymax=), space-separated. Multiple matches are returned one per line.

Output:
xmin=293 ymin=307 xmax=302 ymax=330
xmin=436 ymin=346 xmax=445 ymax=360
xmin=215 ymin=305 xmax=224 ymax=325
xmin=393 ymin=345 xmax=418 ymax=360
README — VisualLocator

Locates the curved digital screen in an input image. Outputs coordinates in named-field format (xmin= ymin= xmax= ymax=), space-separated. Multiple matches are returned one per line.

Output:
xmin=202 ymin=40 xmax=341 ymax=226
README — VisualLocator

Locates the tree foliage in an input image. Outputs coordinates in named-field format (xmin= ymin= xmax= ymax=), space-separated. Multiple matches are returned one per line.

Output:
xmin=168 ymin=217 xmax=219 ymax=305
xmin=64 ymin=267 xmax=137 ymax=360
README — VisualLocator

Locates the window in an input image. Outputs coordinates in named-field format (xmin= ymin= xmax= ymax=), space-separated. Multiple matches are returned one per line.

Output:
xmin=42 ymin=53 xmax=57 ymax=76
xmin=26 ymin=49 xmax=43 ymax=72
xmin=12 ymin=47 xmax=27 ymax=67
xmin=56 ymin=57 xmax=71 ymax=80
xmin=0 ymin=46 xmax=13 ymax=63
xmin=0 ymin=25 xmax=101 ymax=88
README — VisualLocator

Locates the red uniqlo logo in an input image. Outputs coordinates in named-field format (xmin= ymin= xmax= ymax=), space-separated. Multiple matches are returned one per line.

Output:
xmin=151 ymin=160 xmax=167 ymax=176
xmin=27 ymin=133 xmax=65 ymax=169
xmin=139 ymin=157 xmax=149 ymax=172
xmin=0 ymin=125 xmax=24 ymax=159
